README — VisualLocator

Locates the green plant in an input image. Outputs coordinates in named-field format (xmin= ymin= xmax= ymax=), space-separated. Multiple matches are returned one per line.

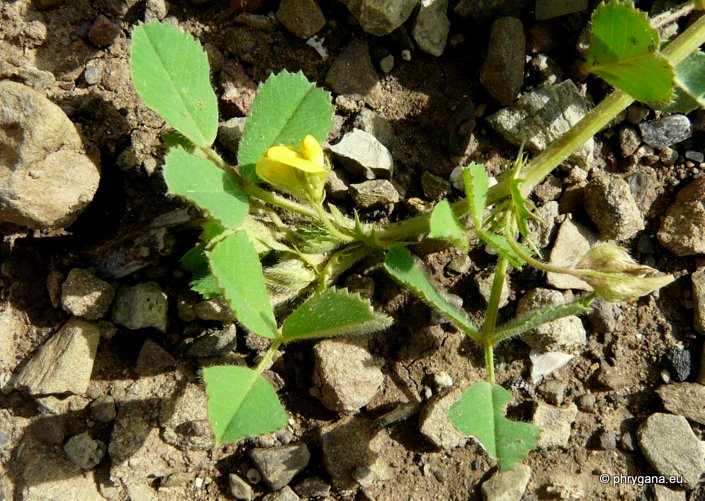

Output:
xmin=129 ymin=1 xmax=705 ymax=470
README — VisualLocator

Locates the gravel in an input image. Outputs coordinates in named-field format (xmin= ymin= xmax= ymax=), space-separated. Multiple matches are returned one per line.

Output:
xmin=638 ymin=115 xmax=692 ymax=149
xmin=329 ymin=128 xmax=394 ymax=180
xmin=249 ymin=444 xmax=310 ymax=491
xmin=480 ymin=17 xmax=525 ymax=105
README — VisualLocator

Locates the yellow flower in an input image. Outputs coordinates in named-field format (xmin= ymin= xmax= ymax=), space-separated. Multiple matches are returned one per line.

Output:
xmin=256 ymin=135 xmax=329 ymax=203
xmin=575 ymin=244 xmax=675 ymax=302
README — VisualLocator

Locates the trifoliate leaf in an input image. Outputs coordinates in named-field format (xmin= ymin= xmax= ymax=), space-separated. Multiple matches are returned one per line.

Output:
xmin=429 ymin=200 xmax=469 ymax=252
xmin=282 ymin=288 xmax=392 ymax=342
xmin=130 ymin=21 xmax=218 ymax=146
xmin=203 ymin=365 xmax=288 ymax=445
xmin=449 ymin=381 xmax=541 ymax=471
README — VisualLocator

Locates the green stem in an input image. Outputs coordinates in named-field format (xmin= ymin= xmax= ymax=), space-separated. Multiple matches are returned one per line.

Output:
xmin=254 ymin=337 xmax=283 ymax=374
xmin=484 ymin=341 xmax=495 ymax=385
xmin=241 ymin=181 xmax=320 ymax=219
xmin=482 ymin=256 xmax=509 ymax=339
xmin=312 ymin=203 xmax=355 ymax=243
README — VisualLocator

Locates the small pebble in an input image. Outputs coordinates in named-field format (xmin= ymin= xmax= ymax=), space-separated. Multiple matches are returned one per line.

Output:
xmin=401 ymin=50 xmax=411 ymax=61
xmin=379 ymin=55 xmax=394 ymax=73
xmin=685 ymin=150 xmax=704 ymax=163
xmin=84 ymin=65 xmax=102 ymax=85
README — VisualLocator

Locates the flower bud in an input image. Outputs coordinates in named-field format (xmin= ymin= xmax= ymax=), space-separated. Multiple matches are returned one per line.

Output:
xmin=256 ymin=135 xmax=329 ymax=203
xmin=574 ymin=244 xmax=675 ymax=302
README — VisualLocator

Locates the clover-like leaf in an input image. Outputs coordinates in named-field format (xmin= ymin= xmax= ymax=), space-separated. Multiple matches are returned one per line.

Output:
xmin=429 ymin=200 xmax=469 ymax=252
xmin=130 ymin=21 xmax=218 ymax=146
xmin=208 ymin=231 xmax=278 ymax=339
xmin=239 ymin=71 xmax=334 ymax=181
xmin=586 ymin=1 xmax=674 ymax=103
xmin=163 ymin=147 xmax=248 ymax=230
xmin=384 ymin=247 xmax=481 ymax=343
xmin=282 ymin=288 xmax=392 ymax=342
xmin=203 ymin=365 xmax=288 ymax=445
xmin=449 ymin=381 xmax=541 ymax=471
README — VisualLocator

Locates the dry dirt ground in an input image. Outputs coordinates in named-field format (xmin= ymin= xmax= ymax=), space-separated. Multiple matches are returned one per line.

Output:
xmin=1 ymin=0 xmax=704 ymax=500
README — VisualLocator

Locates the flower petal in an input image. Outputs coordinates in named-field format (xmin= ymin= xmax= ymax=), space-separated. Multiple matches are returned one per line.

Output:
xmin=267 ymin=145 xmax=325 ymax=173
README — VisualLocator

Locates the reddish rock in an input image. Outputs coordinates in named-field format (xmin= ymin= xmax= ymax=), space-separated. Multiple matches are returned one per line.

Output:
xmin=88 ymin=15 xmax=122 ymax=47
xmin=220 ymin=60 xmax=257 ymax=116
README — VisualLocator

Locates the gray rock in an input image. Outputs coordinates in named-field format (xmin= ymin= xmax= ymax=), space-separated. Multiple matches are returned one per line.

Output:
xmin=313 ymin=338 xmax=384 ymax=413
xmin=330 ymin=128 xmax=394 ymax=180
xmin=533 ymin=401 xmax=578 ymax=448
xmin=626 ymin=169 xmax=659 ymax=212
xmin=587 ymin=298 xmax=618 ymax=333
xmin=352 ymin=109 xmax=395 ymax=148
xmin=324 ymin=169 xmax=349 ymax=200
xmin=418 ymin=389 xmax=466 ymax=449
xmin=685 ymin=150 xmax=704 ymax=162
xmin=14 ymin=318 xmax=100 ymax=395
xmin=64 ymin=432 xmax=106 ymax=470
xmin=475 ymin=268 xmax=510 ymax=307
xmin=527 ymin=201 xmax=559 ymax=249
xmin=546 ymin=218 xmax=597 ymax=291
xmin=692 ymin=267 xmax=705 ymax=334
xmin=516 ymin=288 xmax=586 ymax=351
xmin=637 ymin=413 xmax=705 ymax=490
xmin=294 ymin=477 xmax=331 ymax=498
xmin=379 ymin=54 xmax=394 ymax=73
xmin=326 ymin=41 xmax=382 ymax=105
xmin=31 ymin=417 xmax=65 ymax=445
xmin=584 ymin=175 xmax=644 ymax=240
xmin=160 ymin=383 xmax=215 ymax=450
xmin=188 ymin=324 xmax=238 ymax=357
xmin=412 ymin=0 xmax=450 ymax=57
xmin=194 ymin=296 xmax=235 ymax=322
xmin=480 ymin=17 xmax=525 ymax=105
xmin=218 ymin=117 xmax=247 ymax=154
xmin=639 ymin=115 xmax=692 ymax=149
xmin=339 ymin=0 xmax=419 ymax=36
xmin=447 ymin=254 xmax=472 ymax=274
xmin=90 ymin=394 xmax=117 ymax=423
xmin=454 ymin=0 xmax=528 ymax=22
xmin=276 ymin=0 xmax=325 ymax=39
xmin=658 ymin=176 xmax=705 ymax=256
xmin=535 ymin=0 xmax=587 ymax=20
xmin=228 ymin=473 xmax=254 ymax=501
xmin=350 ymin=180 xmax=400 ymax=208
xmin=262 ymin=486 xmax=300 ymax=501
xmin=421 ymin=171 xmax=451 ymax=200
xmin=145 ymin=0 xmax=168 ymax=21
xmin=481 ymin=463 xmax=531 ymax=501
xmin=486 ymin=80 xmax=593 ymax=168
xmin=619 ymin=126 xmax=641 ymax=157
xmin=539 ymin=378 xmax=568 ymax=404
xmin=0 ymin=81 xmax=100 ymax=229
xmin=249 ymin=444 xmax=310 ymax=490
xmin=534 ymin=176 xmax=563 ymax=203
xmin=61 ymin=268 xmax=115 ymax=320
xmin=651 ymin=485 xmax=686 ymax=501
xmin=135 ymin=339 xmax=175 ymax=376
xmin=83 ymin=64 xmax=102 ymax=86
xmin=657 ymin=383 xmax=705 ymax=425
xmin=112 ymin=282 xmax=168 ymax=333
xmin=665 ymin=348 xmax=693 ymax=382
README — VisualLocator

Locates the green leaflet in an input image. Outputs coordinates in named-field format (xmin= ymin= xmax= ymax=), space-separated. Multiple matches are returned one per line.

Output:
xmin=478 ymin=231 xmax=525 ymax=269
xmin=586 ymin=1 xmax=674 ymax=103
xmin=383 ymin=247 xmax=481 ymax=343
xmin=130 ymin=21 xmax=218 ymax=147
xmin=462 ymin=163 xmax=489 ymax=228
xmin=661 ymin=50 xmax=705 ymax=112
xmin=238 ymin=71 xmax=334 ymax=181
xmin=163 ymin=147 xmax=248 ymax=230
xmin=449 ymin=381 xmax=541 ymax=471
xmin=208 ymin=231 xmax=278 ymax=339
xmin=203 ymin=365 xmax=288 ymax=444
xmin=429 ymin=200 xmax=469 ymax=252
xmin=281 ymin=288 xmax=393 ymax=342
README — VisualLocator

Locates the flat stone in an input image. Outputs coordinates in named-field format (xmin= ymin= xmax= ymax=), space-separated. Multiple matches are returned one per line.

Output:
xmin=530 ymin=351 xmax=574 ymax=383
xmin=324 ymin=169 xmax=349 ymax=200
xmin=135 ymin=339 xmax=175 ymax=376
xmin=639 ymin=115 xmax=692 ymax=149
xmin=412 ymin=0 xmax=450 ymax=57
xmin=516 ymin=288 xmax=586 ymax=351
xmin=533 ymin=401 xmax=578 ymax=448
xmin=656 ymin=383 xmax=705 ymax=425
xmin=353 ymin=109 xmax=395 ymax=148
xmin=194 ymin=296 xmax=235 ymax=322
xmin=326 ymin=41 xmax=382 ymax=105
xmin=329 ymin=128 xmax=394 ymax=180
xmin=658 ymin=176 xmax=705 ymax=256
xmin=584 ymin=175 xmax=644 ymax=240
xmin=112 ymin=282 xmax=168 ymax=332
xmin=535 ymin=0 xmax=587 ymax=20
xmin=350 ymin=180 xmax=399 ymax=209
xmin=637 ymin=413 xmax=705 ymax=490
xmin=0 ymin=81 xmax=100 ymax=229
xmin=64 ymin=432 xmax=106 ymax=470
xmin=188 ymin=324 xmax=238 ymax=357
xmin=419 ymin=389 xmax=466 ymax=449
xmin=249 ymin=444 xmax=310 ymax=491
xmin=14 ymin=318 xmax=100 ymax=395
xmin=486 ymin=80 xmax=593 ymax=168
xmin=276 ymin=0 xmax=325 ymax=39
xmin=527 ymin=201 xmax=559 ymax=249
xmin=696 ymin=267 xmax=705 ymax=334
xmin=546 ymin=218 xmax=597 ymax=291
xmin=313 ymin=337 xmax=384 ymax=413
xmin=481 ymin=463 xmax=531 ymax=501
xmin=228 ymin=473 xmax=254 ymax=500
xmin=339 ymin=0 xmax=419 ymax=36
xmin=61 ymin=268 xmax=115 ymax=320
xmin=480 ymin=17 xmax=525 ymax=105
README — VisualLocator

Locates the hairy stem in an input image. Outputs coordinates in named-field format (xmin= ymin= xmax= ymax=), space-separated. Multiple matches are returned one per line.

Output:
xmin=484 ymin=341 xmax=495 ymax=385
xmin=312 ymin=203 xmax=355 ymax=243
xmin=482 ymin=256 xmax=509 ymax=339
